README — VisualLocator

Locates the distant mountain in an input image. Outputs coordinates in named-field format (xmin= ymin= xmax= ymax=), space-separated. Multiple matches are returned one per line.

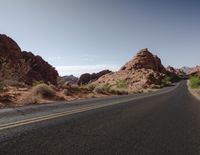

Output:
xmin=62 ymin=75 xmax=78 ymax=84
xmin=78 ymin=70 xmax=112 ymax=85
xmin=181 ymin=66 xmax=193 ymax=75
xmin=0 ymin=34 xmax=58 ymax=85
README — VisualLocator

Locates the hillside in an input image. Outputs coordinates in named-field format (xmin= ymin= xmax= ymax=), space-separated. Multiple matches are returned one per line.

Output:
xmin=0 ymin=34 xmax=58 ymax=86
xmin=94 ymin=48 xmax=168 ymax=91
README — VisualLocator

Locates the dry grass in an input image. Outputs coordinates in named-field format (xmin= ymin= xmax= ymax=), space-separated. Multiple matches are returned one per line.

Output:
xmin=187 ymin=80 xmax=200 ymax=101
xmin=109 ymin=88 xmax=129 ymax=95
xmin=93 ymin=84 xmax=111 ymax=94
xmin=31 ymin=84 xmax=55 ymax=99
xmin=19 ymin=84 xmax=59 ymax=105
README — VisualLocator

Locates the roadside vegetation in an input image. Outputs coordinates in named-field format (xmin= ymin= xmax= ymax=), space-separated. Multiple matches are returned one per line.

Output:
xmin=32 ymin=80 xmax=44 ymax=87
xmin=188 ymin=75 xmax=200 ymax=100
xmin=21 ymin=84 xmax=64 ymax=105
xmin=116 ymin=79 xmax=128 ymax=89
xmin=161 ymin=74 xmax=181 ymax=87
xmin=93 ymin=79 xmax=129 ymax=95
xmin=161 ymin=75 xmax=173 ymax=86
xmin=189 ymin=75 xmax=200 ymax=89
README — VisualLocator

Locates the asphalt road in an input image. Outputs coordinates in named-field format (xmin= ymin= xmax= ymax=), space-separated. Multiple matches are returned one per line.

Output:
xmin=0 ymin=81 xmax=200 ymax=155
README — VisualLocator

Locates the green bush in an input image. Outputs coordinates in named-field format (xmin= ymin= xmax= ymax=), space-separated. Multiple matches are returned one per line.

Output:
xmin=162 ymin=75 xmax=173 ymax=86
xmin=116 ymin=79 xmax=128 ymax=89
xmin=86 ymin=83 xmax=96 ymax=91
xmin=32 ymin=80 xmax=44 ymax=87
xmin=81 ymin=82 xmax=96 ymax=91
xmin=189 ymin=75 xmax=200 ymax=89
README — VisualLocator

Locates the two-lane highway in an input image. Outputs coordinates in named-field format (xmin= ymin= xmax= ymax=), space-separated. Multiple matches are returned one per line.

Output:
xmin=0 ymin=81 xmax=200 ymax=155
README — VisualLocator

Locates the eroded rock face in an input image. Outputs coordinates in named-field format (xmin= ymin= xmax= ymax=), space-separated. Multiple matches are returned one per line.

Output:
xmin=190 ymin=66 xmax=200 ymax=76
xmin=166 ymin=66 xmax=186 ymax=76
xmin=94 ymin=48 xmax=167 ymax=90
xmin=0 ymin=34 xmax=58 ymax=85
xmin=121 ymin=48 xmax=167 ymax=74
xmin=78 ymin=70 xmax=112 ymax=85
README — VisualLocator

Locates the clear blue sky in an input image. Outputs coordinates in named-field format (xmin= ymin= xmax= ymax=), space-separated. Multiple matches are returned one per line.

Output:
xmin=0 ymin=0 xmax=199 ymax=76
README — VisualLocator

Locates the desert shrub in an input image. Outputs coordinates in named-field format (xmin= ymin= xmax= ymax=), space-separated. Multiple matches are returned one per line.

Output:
xmin=70 ymin=84 xmax=80 ymax=91
xmin=189 ymin=75 xmax=200 ymax=89
xmin=31 ymin=84 xmax=55 ymax=99
xmin=87 ymin=83 xmax=96 ymax=90
xmin=150 ymin=84 xmax=162 ymax=89
xmin=116 ymin=79 xmax=128 ymax=89
xmin=94 ymin=83 xmax=111 ymax=94
xmin=63 ymin=89 xmax=72 ymax=96
xmin=82 ymin=82 xmax=96 ymax=91
xmin=109 ymin=88 xmax=129 ymax=95
xmin=32 ymin=80 xmax=44 ymax=87
xmin=93 ymin=86 xmax=103 ymax=94
xmin=162 ymin=74 xmax=181 ymax=87
xmin=161 ymin=75 xmax=173 ymax=86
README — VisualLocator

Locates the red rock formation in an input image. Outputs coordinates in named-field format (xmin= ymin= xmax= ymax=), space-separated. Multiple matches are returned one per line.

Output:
xmin=78 ymin=70 xmax=112 ymax=85
xmin=166 ymin=66 xmax=176 ymax=74
xmin=94 ymin=48 xmax=167 ymax=90
xmin=166 ymin=66 xmax=186 ymax=76
xmin=121 ymin=48 xmax=167 ymax=74
xmin=189 ymin=66 xmax=200 ymax=76
xmin=0 ymin=34 xmax=58 ymax=85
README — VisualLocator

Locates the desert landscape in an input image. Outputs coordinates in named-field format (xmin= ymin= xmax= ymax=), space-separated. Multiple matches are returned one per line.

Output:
xmin=1 ymin=1 xmax=200 ymax=154
xmin=1 ymin=34 xmax=199 ymax=108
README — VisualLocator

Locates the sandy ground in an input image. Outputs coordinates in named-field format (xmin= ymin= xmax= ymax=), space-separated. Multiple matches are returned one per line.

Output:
xmin=0 ymin=86 xmax=110 ymax=108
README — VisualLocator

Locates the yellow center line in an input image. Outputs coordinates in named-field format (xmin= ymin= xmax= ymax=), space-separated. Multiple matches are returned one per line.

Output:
xmin=0 ymin=104 xmax=108 ymax=131
xmin=0 ymin=84 xmax=179 ymax=131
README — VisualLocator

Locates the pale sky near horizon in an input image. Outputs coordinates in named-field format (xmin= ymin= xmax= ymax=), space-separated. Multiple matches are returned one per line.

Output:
xmin=0 ymin=0 xmax=200 ymax=76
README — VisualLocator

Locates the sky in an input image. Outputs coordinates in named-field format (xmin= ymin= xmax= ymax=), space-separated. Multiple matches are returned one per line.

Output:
xmin=0 ymin=0 xmax=200 ymax=76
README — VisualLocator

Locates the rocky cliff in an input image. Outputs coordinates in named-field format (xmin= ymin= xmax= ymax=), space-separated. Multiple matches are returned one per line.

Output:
xmin=0 ymin=34 xmax=58 ymax=85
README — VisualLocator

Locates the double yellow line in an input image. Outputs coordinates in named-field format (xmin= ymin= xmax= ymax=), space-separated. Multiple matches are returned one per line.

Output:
xmin=0 ymin=83 xmax=179 ymax=131
xmin=0 ymin=104 xmax=110 ymax=131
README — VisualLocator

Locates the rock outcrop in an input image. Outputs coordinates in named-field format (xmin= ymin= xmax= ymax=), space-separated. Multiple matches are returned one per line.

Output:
xmin=78 ymin=70 xmax=112 ymax=85
xmin=94 ymin=48 xmax=167 ymax=90
xmin=166 ymin=66 xmax=186 ymax=76
xmin=189 ymin=66 xmax=200 ymax=76
xmin=121 ymin=48 xmax=167 ymax=74
xmin=0 ymin=34 xmax=58 ymax=85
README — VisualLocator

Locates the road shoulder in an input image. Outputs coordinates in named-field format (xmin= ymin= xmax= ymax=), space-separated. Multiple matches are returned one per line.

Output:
xmin=187 ymin=80 xmax=200 ymax=101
